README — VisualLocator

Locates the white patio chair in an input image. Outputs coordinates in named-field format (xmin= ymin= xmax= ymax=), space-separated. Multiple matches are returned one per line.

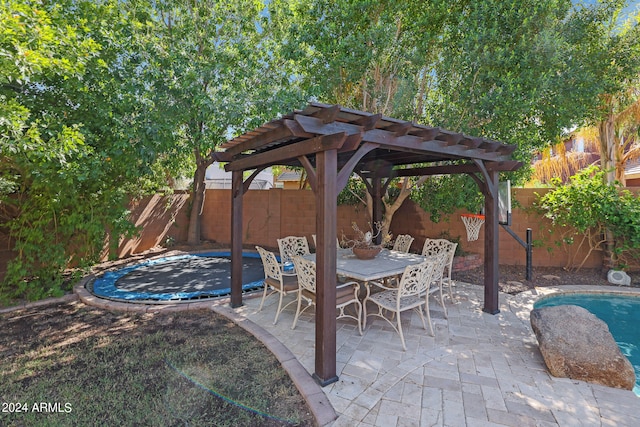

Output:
xmin=363 ymin=258 xmax=439 ymax=350
xmin=256 ymin=246 xmax=299 ymax=325
xmin=392 ymin=234 xmax=414 ymax=253
xmin=378 ymin=234 xmax=415 ymax=287
xmin=291 ymin=255 xmax=362 ymax=334
xmin=277 ymin=236 xmax=310 ymax=274
xmin=421 ymin=238 xmax=458 ymax=304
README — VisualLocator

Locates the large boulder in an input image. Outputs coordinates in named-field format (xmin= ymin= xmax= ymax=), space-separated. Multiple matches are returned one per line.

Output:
xmin=530 ymin=304 xmax=635 ymax=390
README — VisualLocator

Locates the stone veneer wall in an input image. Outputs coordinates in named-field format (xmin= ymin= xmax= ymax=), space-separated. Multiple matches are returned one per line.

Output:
xmin=452 ymin=253 xmax=483 ymax=272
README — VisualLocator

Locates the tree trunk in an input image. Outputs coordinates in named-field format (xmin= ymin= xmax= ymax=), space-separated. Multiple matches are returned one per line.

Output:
xmin=187 ymin=159 xmax=213 ymax=245
xmin=364 ymin=176 xmax=430 ymax=241
xmin=615 ymin=134 xmax=626 ymax=186
xmin=598 ymin=114 xmax=618 ymax=270
xmin=598 ymin=114 xmax=617 ymax=184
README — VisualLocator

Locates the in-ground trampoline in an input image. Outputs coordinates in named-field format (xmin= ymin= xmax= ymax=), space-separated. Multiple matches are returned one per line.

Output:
xmin=88 ymin=251 xmax=266 ymax=303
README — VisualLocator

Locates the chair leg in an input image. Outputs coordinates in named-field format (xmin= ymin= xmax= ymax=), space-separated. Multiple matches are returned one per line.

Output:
xmin=362 ymin=298 xmax=369 ymax=328
xmin=273 ymin=290 xmax=285 ymax=325
xmin=396 ymin=311 xmax=407 ymax=351
xmin=291 ymin=293 xmax=304 ymax=329
xmin=258 ymin=283 xmax=270 ymax=312
xmin=337 ymin=301 xmax=363 ymax=335
xmin=438 ymin=280 xmax=448 ymax=319
xmin=416 ymin=305 xmax=426 ymax=331
xmin=423 ymin=301 xmax=434 ymax=336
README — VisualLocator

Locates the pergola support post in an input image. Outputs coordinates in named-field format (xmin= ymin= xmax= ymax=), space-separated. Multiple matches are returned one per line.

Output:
xmin=313 ymin=149 xmax=338 ymax=386
xmin=483 ymin=169 xmax=500 ymax=314
xmin=230 ymin=170 xmax=244 ymax=308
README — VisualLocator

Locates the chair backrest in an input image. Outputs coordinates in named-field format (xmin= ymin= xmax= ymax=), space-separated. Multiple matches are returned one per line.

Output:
xmin=443 ymin=242 xmax=458 ymax=277
xmin=256 ymin=246 xmax=282 ymax=282
xmin=430 ymin=251 xmax=450 ymax=283
xmin=292 ymin=256 xmax=316 ymax=294
xmin=277 ymin=236 xmax=310 ymax=265
xmin=421 ymin=238 xmax=452 ymax=257
xmin=422 ymin=238 xmax=457 ymax=277
xmin=392 ymin=234 xmax=414 ymax=253
xmin=397 ymin=258 xmax=438 ymax=297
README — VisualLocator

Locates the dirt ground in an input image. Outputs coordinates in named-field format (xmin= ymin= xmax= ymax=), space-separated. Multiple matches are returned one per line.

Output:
xmin=453 ymin=264 xmax=634 ymax=294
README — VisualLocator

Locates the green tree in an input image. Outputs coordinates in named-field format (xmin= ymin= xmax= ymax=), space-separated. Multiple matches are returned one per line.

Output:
xmin=0 ymin=0 xmax=154 ymax=300
xmin=278 ymin=0 xmax=472 ymax=235
xmin=532 ymin=3 xmax=640 ymax=189
xmin=278 ymin=0 xmax=453 ymax=120
xmin=278 ymin=0 xmax=626 ymax=233
xmin=564 ymin=1 xmax=640 ymax=186
xmin=556 ymin=1 xmax=640 ymax=269
xmin=1 ymin=0 xmax=308 ymax=299
xmin=129 ymin=0 xmax=307 ymax=245
xmin=432 ymin=0 xmax=586 ymax=158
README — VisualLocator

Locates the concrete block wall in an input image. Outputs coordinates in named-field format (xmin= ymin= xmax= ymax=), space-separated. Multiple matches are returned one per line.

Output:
xmin=199 ymin=189 xmax=367 ymax=251
xmin=0 ymin=187 xmax=611 ymax=281
xmin=390 ymin=188 xmax=601 ymax=269
xmin=116 ymin=192 xmax=190 ymax=258
xmin=130 ymin=189 xmax=602 ymax=268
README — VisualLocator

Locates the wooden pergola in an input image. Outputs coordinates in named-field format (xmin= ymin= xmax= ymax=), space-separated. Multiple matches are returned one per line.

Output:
xmin=215 ymin=103 xmax=522 ymax=386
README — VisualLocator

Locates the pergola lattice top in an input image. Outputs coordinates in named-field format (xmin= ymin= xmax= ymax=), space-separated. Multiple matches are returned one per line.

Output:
xmin=217 ymin=103 xmax=521 ymax=179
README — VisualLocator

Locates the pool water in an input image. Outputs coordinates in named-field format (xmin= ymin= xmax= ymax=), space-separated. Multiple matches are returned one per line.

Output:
xmin=534 ymin=293 xmax=640 ymax=397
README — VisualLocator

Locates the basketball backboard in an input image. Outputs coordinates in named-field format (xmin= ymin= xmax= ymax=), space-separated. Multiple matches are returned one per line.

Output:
xmin=498 ymin=180 xmax=511 ymax=225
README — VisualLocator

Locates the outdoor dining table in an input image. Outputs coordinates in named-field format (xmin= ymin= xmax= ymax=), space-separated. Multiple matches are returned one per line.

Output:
xmin=303 ymin=248 xmax=427 ymax=288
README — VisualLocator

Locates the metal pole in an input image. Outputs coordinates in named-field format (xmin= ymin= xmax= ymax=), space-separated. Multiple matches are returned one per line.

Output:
xmin=526 ymin=228 xmax=533 ymax=281
xmin=500 ymin=224 xmax=533 ymax=281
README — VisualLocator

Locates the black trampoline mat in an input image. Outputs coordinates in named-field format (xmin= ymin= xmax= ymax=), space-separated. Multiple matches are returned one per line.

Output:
xmin=115 ymin=255 xmax=265 ymax=294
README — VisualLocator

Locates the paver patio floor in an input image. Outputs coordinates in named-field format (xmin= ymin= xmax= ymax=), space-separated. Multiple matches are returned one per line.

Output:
xmin=223 ymin=283 xmax=640 ymax=426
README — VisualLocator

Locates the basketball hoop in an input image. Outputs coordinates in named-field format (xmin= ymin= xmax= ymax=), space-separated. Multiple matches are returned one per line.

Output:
xmin=461 ymin=213 xmax=485 ymax=241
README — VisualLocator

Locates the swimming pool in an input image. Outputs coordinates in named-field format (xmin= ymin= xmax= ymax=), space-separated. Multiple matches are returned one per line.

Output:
xmin=534 ymin=292 xmax=640 ymax=397
xmin=89 ymin=251 xmax=266 ymax=303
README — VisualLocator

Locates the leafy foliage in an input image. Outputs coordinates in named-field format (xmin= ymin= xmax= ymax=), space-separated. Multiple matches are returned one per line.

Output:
xmin=278 ymin=0 xmax=452 ymax=120
xmin=337 ymin=176 xmax=367 ymax=206
xmin=1 ymin=0 xmax=309 ymax=300
xmin=534 ymin=166 xmax=640 ymax=270
xmin=126 ymin=0 xmax=307 ymax=244
xmin=411 ymin=175 xmax=484 ymax=223
xmin=1 ymin=1 xmax=144 ymax=301
xmin=281 ymin=0 xmax=636 ymax=220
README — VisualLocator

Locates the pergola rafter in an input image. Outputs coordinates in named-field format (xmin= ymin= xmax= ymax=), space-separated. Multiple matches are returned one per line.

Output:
xmin=216 ymin=103 xmax=522 ymax=386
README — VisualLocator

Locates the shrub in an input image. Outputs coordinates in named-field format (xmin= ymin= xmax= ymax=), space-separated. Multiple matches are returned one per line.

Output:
xmin=534 ymin=166 xmax=640 ymax=270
